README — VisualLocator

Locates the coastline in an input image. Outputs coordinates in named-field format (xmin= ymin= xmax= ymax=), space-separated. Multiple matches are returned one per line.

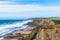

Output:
xmin=0 ymin=19 xmax=59 ymax=40
xmin=0 ymin=20 xmax=33 ymax=40
xmin=0 ymin=25 xmax=35 ymax=40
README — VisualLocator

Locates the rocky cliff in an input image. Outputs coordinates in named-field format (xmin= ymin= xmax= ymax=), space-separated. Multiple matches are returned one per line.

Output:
xmin=3 ymin=19 xmax=60 ymax=40
xmin=33 ymin=26 xmax=60 ymax=40
xmin=26 ymin=19 xmax=60 ymax=40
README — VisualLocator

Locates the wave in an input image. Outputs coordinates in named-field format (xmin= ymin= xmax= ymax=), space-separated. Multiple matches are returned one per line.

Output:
xmin=0 ymin=20 xmax=32 ymax=36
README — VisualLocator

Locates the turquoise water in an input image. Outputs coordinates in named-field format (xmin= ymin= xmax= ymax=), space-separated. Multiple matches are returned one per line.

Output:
xmin=0 ymin=20 xmax=23 ymax=25
xmin=0 ymin=20 xmax=32 ymax=36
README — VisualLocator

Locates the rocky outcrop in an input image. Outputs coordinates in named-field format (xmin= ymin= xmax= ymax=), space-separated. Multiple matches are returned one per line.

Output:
xmin=27 ymin=20 xmax=55 ymax=27
xmin=2 ymin=19 xmax=60 ymax=40
xmin=33 ymin=26 xmax=60 ymax=40
xmin=26 ymin=20 xmax=60 ymax=40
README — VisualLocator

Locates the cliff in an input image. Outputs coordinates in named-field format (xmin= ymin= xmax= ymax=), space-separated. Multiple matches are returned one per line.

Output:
xmin=33 ymin=25 xmax=60 ymax=40
xmin=3 ymin=19 xmax=60 ymax=40
xmin=26 ymin=19 xmax=60 ymax=40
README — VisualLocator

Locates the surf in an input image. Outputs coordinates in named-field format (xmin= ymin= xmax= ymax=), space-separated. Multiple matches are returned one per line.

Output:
xmin=0 ymin=20 xmax=32 ymax=36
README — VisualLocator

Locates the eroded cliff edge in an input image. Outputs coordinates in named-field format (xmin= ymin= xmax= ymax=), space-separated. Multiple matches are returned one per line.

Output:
xmin=3 ymin=19 xmax=60 ymax=40
xmin=26 ymin=19 xmax=60 ymax=40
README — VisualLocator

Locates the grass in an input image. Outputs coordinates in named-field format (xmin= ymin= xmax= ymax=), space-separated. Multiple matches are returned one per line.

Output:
xmin=42 ymin=17 xmax=60 ymax=20
xmin=24 ymin=33 xmax=32 ymax=40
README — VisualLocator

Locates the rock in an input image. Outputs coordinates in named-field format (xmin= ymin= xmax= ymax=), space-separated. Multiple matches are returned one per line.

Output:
xmin=27 ymin=20 xmax=55 ymax=27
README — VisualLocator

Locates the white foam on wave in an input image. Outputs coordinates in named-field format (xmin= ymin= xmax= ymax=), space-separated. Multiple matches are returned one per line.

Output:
xmin=0 ymin=20 xmax=32 ymax=36
xmin=0 ymin=37 xmax=4 ymax=40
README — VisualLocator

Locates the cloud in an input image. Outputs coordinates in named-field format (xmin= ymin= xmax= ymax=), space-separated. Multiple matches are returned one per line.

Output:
xmin=0 ymin=4 xmax=60 ymax=12
xmin=0 ymin=1 xmax=60 ymax=13
xmin=0 ymin=1 xmax=60 ymax=18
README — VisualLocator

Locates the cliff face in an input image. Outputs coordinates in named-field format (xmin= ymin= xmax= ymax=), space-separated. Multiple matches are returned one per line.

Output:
xmin=27 ymin=20 xmax=55 ymax=26
xmin=3 ymin=20 xmax=60 ymax=40
xmin=33 ymin=26 xmax=60 ymax=40
xmin=27 ymin=20 xmax=60 ymax=40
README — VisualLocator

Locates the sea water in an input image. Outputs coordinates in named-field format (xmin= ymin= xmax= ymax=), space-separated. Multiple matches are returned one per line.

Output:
xmin=0 ymin=20 xmax=32 ymax=40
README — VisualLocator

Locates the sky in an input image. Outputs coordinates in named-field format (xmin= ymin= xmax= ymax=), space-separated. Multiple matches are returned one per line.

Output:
xmin=0 ymin=0 xmax=60 ymax=19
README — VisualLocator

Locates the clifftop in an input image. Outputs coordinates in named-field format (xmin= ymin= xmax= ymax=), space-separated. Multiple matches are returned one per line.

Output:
xmin=27 ymin=19 xmax=55 ymax=26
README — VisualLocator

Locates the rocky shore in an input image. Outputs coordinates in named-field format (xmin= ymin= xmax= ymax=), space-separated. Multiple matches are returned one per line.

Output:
xmin=1 ymin=19 xmax=60 ymax=40
xmin=0 ymin=29 xmax=33 ymax=40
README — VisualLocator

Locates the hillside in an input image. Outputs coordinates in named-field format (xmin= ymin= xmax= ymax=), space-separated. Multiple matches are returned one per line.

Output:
xmin=26 ymin=19 xmax=60 ymax=40
xmin=2 ymin=19 xmax=60 ymax=40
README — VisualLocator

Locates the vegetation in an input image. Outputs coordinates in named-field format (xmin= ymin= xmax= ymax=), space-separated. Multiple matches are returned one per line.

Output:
xmin=3 ymin=17 xmax=60 ymax=40
xmin=42 ymin=17 xmax=60 ymax=20
xmin=25 ymin=18 xmax=60 ymax=40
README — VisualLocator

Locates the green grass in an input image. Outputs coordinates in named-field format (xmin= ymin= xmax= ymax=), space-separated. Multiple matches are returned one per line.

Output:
xmin=24 ymin=33 xmax=32 ymax=40
xmin=42 ymin=17 xmax=60 ymax=20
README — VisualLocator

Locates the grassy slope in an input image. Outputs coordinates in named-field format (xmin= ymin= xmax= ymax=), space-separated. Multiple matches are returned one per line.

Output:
xmin=42 ymin=17 xmax=60 ymax=20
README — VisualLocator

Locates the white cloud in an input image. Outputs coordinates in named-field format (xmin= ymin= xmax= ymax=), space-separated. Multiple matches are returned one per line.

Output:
xmin=0 ymin=1 xmax=60 ymax=18
xmin=0 ymin=4 xmax=60 ymax=12
xmin=0 ymin=1 xmax=60 ymax=12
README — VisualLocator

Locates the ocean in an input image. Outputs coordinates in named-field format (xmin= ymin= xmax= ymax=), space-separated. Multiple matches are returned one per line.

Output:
xmin=0 ymin=20 xmax=32 ymax=37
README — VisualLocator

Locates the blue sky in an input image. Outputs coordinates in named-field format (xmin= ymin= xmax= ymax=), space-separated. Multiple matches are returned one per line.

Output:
xmin=0 ymin=0 xmax=60 ymax=19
